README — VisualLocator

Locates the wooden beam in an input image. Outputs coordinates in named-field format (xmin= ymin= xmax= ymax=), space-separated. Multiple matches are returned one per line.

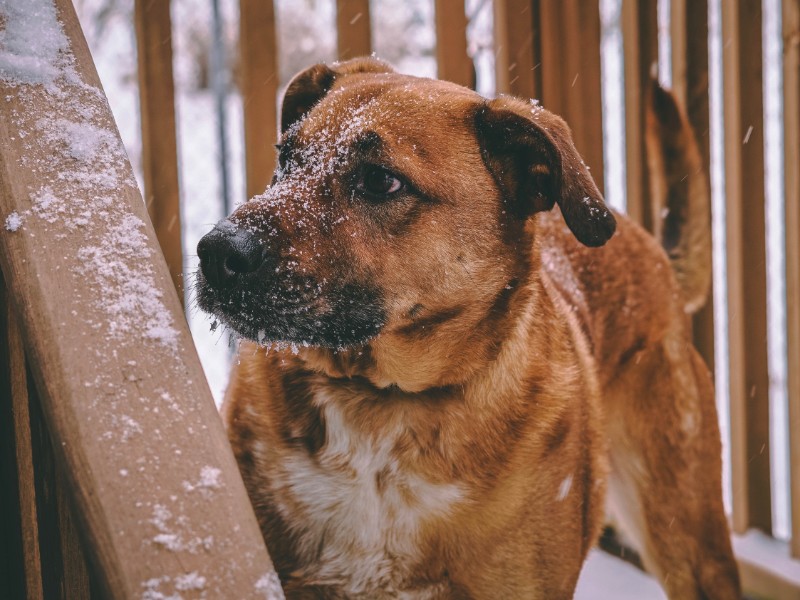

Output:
xmin=722 ymin=0 xmax=772 ymax=535
xmin=493 ymin=0 xmax=540 ymax=101
xmin=783 ymin=0 xmax=800 ymax=559
xmin=27 ymin=369 xmax=92 ymax=599
xmin=538 ymin=0 xmax=605 ymax=195
xmin=621 ymin=0 xmax=658 ymax=229
xmin=671 ymin=0 xmax=715 ymax=375
xmin=434 ymin=0 xmax=474 ymax=89
xmin=240 ymin=0 xmax=280 ymax=199
xmin=135 ymin=0 xmax=184 ymax=303
xmin=0 ymin=1 xmax=280 ymax=597
xmin=1 ymin=275 xmax=44 ymax=599
xmin=336 ymin=0 xmax=372 ymax=61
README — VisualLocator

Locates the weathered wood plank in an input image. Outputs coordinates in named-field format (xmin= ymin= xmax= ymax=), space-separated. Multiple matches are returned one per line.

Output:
xmin=240 ymin=0 xmax=280 ymax=199
xmin=28 ymin=367 xmax=92 ymax=599
xmin=621 ymin=0 xmax=658 ymax=229
xmin=721 ymin=0 xmax=772 ymax=535
xmin=671 ymin=0 xmax=715 ymax=374
xmin=0 ymin=275 xmax=43 ymax=600
xmin=783 ymin=0 xmax=800 ymax=559
xmin=0 ymin=1 xmax=281 ymax=597
xmin=135 ymin=0 xmax=184 ymax=302
xmin=434 ymin=0 xmax=474 ymax=88
xmin=336 ymin=0 xmax=371 ymax=60
xmin=493 ymin=0 xmax=540 ymax=101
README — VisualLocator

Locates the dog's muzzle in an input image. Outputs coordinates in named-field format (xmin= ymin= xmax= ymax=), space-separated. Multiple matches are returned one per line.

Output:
xmin=197 ymin=224 xmax=267 ymax=290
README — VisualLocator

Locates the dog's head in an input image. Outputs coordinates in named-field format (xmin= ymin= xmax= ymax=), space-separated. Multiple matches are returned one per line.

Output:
xmin=196 ymin=58 xmax=614 ymax=387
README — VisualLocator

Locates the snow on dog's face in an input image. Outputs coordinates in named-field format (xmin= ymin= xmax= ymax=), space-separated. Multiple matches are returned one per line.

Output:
xmin=196 ymin=58 xmax=614 ymax=353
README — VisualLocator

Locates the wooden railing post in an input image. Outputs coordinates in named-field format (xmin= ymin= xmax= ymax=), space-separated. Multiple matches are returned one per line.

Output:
xmin=621 ymin=0 xmax=658 ymax=229
xmin=336 ymin=0 xmax=372 ymax=61
xmin=783 ymin=0 xmax=800 ymax=559
xmin=537 ymin=0 xmax=605 ymax=195
xmin=135 ymin=0 xmax=184 ymax=303
xmin=434 ymin=0 xmax=474 ymax=89
xmin=721 ymin=0 xmax=772 ymax=535
xmin=240 ymin=0 xmax=280 ymax=199
xmin=671 ymin=0 xmax=715 ymax=374
xmin=1 ymin=274 xmax=44 ymax=599
xmin=0 ymin=1 xmax=281 ymax=596
xmin=494 ymin=0 xmax=541 ymax=101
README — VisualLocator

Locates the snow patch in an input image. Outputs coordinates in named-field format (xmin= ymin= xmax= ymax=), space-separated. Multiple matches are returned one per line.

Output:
xmin=5 ymin=211 xmax=22 ymax=231
xmin=182 ymin=466 xmax=222 ymax=495
xmin=174 ymin=572 xmax=206 ymax=592
xmin=255 ymin=571 xmax=285 ymax=600
xmin=150 ymin=504 xmax=214 ymax=554
xmin=1 ymin=0 xmax=178 ymax=352
xmin=0 ymin=0 xmax=74 ymax=89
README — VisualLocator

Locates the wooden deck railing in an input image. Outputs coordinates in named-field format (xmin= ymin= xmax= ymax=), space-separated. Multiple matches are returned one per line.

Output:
xmin=0 ymin=0 xmax=280 ymax=597
xmin=1 ymin=0 xmax=798 ymax=598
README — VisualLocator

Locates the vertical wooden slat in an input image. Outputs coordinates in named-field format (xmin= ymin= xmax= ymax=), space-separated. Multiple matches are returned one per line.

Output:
xmin=538 ymin=0 xmax=605 ymax=195
xmin=671 ymin=0 xmax=715 ymax=374
xmin=722 ymin=0 xmax=772 ymax=535
xmin=28 ymin=369 xmax=92 ymax=599
xmin=494 ymin=0 xmax=541 ymax=101
xmin=240 ymin=0 xmax=280 ymax=199
xmin=336 ymin=0 xmax=372 ymax=61
xmin=434 ymin=0 xmax=474 ymax=88
xmin=135 ymin=0 xmax=184 ymax=302
xmin=622 ymin=0 xmax=658 ymax=229
xmin=0 ymin=276 xmax=43 ymax=600
xmin=783 ymin=0 xmax=800 ymax=559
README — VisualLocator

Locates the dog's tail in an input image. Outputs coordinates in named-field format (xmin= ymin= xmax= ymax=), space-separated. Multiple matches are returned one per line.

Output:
xmin=645 ymin=78 xmax=712 ymax=315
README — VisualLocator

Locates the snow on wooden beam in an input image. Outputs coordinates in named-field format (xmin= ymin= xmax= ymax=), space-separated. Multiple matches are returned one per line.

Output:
xmin=0 ymin=1 xmax=282 ymax=598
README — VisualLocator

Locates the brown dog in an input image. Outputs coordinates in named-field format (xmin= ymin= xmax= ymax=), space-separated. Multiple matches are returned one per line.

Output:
xmin=196 ymin=58 xmax=740 ymax=599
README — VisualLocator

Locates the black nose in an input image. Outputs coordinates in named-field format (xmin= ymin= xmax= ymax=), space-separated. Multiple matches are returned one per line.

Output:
xmin=197 ymin=224 xmax=265 ymax=289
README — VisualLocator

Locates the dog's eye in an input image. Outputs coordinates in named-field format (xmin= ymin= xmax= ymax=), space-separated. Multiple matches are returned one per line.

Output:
xmin=359 ymin=166 xmax=404 ymax=198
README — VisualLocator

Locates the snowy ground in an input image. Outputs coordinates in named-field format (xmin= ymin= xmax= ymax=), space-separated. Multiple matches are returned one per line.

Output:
xmin=575 ymin=551 xmax=666 ymax=600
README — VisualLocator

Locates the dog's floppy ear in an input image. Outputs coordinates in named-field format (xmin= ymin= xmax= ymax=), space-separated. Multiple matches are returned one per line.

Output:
xmin=280 ymin=58 xmax=395 ymax=133
xmin=475 ymin=96 xmax=616 ymax=247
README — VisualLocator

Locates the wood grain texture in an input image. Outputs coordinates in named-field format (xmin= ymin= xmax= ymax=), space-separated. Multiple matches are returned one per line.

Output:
xmin=721 ymin=0 xmax=772 ymax=535
xmin=0 ymin=1 xmax=281 ymax=598
xmin=783 ymin=0 xmax=800 ymax=560
xmin=493 ymin=0 xmax=540 ymax=101
xmin=240 ymin=0 xmax=280 ymax=199
xmin=621 ymin=0 xmax=658 ymax=229
xmin=336 ymin=0 xmax=372 ymax=61
xmin=434 ymin=0 xmax=474 ymax=89
xmin=28 ymin=369 xmax=92 ymax=599
xmin=1 ymin=276 xmax=43 ymax=600
xmin=135 ymin=0 xmax=184 ymax=303
xmin=670 ymin=0 xmax=715 ymax=376
xmin=538 ymin=0 xmax=605 ymax=196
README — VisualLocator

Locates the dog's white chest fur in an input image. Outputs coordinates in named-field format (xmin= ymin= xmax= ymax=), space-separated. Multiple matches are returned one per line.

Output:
xmin=274 ymin=398 xmax=464 ymax=597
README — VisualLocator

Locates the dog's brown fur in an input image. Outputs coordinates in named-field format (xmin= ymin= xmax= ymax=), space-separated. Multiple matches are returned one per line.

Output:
xmin=197 ymin=58 xmax=740 ymax=599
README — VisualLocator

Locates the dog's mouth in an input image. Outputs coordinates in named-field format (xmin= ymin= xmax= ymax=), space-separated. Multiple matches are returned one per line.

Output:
xmin=195 ymin=224 xmax=385 ymax=349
